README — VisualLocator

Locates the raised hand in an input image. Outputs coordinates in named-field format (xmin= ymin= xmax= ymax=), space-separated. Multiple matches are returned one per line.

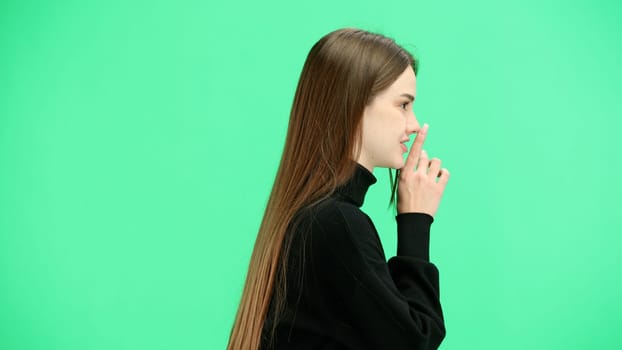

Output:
xmin=397 ymin=124 xmax=450 ymax=217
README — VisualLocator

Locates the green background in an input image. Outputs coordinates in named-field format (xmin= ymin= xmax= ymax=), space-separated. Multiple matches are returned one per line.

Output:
xmin=1 ymin=0 xmax=621 ymax=349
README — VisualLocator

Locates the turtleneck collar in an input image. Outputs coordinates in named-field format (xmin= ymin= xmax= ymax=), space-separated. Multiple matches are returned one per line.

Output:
xmin=335 ymin=162 xmax=378 ymax=207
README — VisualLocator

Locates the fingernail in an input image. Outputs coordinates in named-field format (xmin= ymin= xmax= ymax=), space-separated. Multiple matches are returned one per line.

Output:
xmin=423 ymin=123 xmax=429 ymax=133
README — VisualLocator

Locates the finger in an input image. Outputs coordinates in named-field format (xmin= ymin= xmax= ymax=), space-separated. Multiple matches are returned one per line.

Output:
xmin=428 ymin=157 xmax=442 ymax=180
xmin=404 ymin=123 xmax=429 ymax=171
xmin=417 ymin=149 xmax=429 ymax=174
xmin=438 ymin=168 xmax=450 ymax=187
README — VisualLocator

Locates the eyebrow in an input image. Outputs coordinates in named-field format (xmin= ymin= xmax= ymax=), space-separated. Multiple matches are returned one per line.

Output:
xmin=401 ymin=93 xmax=415 ymax=102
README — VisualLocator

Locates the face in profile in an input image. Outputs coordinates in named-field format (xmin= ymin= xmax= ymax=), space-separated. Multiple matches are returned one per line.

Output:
xmin=357 ymin=66 xmax=421 ymax=171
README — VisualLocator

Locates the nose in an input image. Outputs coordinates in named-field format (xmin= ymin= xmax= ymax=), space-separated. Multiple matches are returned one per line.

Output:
xmin=405 ymin=112 xmax=420 ymax=135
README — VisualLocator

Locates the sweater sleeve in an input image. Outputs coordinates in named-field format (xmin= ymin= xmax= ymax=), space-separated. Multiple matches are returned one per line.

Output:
xmin=315 ymin=207 xmax=445 ymax=350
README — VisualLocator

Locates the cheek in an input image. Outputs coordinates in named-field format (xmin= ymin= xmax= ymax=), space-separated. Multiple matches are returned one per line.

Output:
xmin=363 ymin=109 xmax=404 ymax=145
xmin=375 ymin=115 xmax=401 ymax=139
xmin=392 ymin=113 xmax=406 ymax=133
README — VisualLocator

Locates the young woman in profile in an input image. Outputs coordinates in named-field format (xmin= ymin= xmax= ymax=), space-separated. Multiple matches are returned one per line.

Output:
xmin=227 ymin=28 xmax=450 ymax=350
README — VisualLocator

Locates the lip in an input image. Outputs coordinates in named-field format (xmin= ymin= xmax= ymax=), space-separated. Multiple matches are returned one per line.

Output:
xmin=400 ymin=138 xmax=410 ymax=153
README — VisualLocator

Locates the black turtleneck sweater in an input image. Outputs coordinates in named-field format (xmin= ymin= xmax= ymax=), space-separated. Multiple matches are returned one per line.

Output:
xmin=260 ymin=163 xmax=445 ymax=350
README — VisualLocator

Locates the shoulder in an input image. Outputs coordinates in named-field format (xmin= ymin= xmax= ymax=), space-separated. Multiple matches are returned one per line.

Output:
xmin=293 ymin=197 xmax=382 ymax=259
xmin=307 ymin=197 xmax=372 ymax=234
xmin=294 ymin=197 xmax=387 ymax=276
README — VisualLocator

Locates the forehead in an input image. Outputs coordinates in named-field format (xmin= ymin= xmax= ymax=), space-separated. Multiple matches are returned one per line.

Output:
xmin=387 ymin=66 xmax=416 ymax=94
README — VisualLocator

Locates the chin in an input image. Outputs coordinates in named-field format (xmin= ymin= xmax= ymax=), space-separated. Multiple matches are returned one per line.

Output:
xmin=376 ymin=155 xmax=406 ymax=170
xmin=388 ymin=158 xmax=406 ymax=170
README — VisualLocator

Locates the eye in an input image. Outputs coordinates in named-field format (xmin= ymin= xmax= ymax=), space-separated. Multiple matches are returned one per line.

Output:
xmin=400 ymin=102 xmax=409 ymax=110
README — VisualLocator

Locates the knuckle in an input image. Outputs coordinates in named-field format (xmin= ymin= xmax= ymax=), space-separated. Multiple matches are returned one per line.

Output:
xmin=413 ymin=171 xmax=426 ymax=179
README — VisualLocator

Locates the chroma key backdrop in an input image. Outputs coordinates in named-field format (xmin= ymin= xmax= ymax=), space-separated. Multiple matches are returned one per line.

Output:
xmin=1 ymin=0 xmax=621 ymax=349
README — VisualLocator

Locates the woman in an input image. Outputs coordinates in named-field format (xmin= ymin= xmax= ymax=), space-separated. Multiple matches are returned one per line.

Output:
xmin=228 ymin=28 xmax=450 ymax=350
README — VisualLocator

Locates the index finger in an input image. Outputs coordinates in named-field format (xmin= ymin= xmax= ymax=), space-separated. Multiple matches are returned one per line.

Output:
xmin=403 ymin=123 xmax=429 ymax=171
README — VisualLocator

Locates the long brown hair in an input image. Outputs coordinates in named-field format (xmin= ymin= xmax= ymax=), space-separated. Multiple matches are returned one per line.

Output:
xmin=227 ymin=28 xmax=418 ymax=350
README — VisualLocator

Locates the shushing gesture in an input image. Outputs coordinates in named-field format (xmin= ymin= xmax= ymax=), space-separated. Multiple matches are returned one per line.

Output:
xmin=397 ymin=124 xmax=450 ymax=217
